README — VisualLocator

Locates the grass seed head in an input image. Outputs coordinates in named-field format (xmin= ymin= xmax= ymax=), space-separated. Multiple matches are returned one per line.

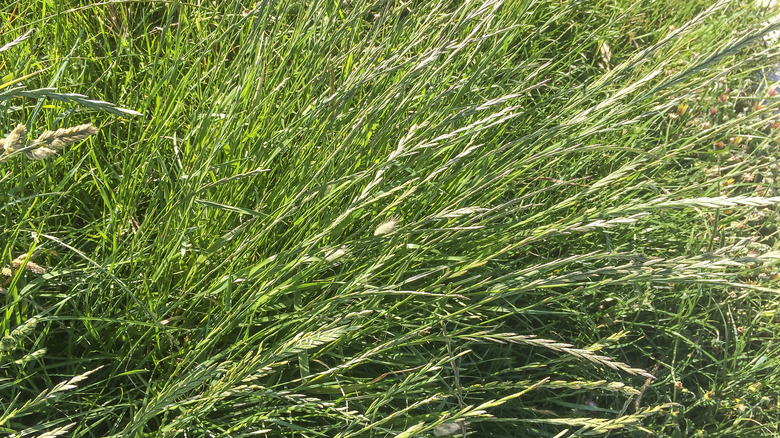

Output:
xmin=374 ymin=218 xmax=398 ymax=236
xmin=26 ymin=123 xmax=99 ymax=160
xmin=25 ymin=146 xmax=58 ymax=161
xmin=324 ymin=246 xmax=349 ymax=262
xmin=2 ymin=124 xmax=28 ymax=153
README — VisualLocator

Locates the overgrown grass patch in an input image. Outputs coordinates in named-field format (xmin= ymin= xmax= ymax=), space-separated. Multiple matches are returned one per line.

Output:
xmin=1 ymin=0 xmax=779 ymax=436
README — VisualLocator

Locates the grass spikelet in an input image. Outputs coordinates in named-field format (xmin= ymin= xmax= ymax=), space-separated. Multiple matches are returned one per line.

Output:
xmin=30 ymin=123 xmax=99 ymax=150
xmin=24 ymin=146 xmax=58 ymax=161
xmin=531 ymin=403 xmax=678 ymax=433
xmin=2 ymin=1 xmax=779 ymax=436
xmin=434 ymin=206 xmax=487 ymax=219
xmin=25 ymin=123 xmax=98 ymax=160
xmin=0 ymin=124 xmax=27 ymax=153
xmin=0 ymin=317 xmax=40 ymax=353
xmin=373 ymin=218 xmax=398 ymax=236
xmin=433 ymin=420 xmax=469 ymax=436
xmin=34 ymin=422 xmax=77 ymax=438
xmin=0 ymin=366 xmax=104 ymax=429
xmin=324 ymin=245 xmax=349 ymax=262
xmin=0 ymin=123 xmax=98 ymax=161
xmin=9 ymin=251 xmax=47 ymax=275
xmin=14 ymin=348 xmax=47 ymax=366
xmin=467 ymin=332 xmax=655 ymax=379
xmin=47 ymin=366 xmax=104 ymax=394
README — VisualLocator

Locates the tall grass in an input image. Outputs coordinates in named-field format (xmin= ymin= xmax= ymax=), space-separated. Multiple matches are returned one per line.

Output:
xmin=1 ymin=0 xmax=779 ymax=436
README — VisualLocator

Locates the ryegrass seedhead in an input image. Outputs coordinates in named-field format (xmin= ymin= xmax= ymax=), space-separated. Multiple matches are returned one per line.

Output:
xmin=0 ymin=124 xmax=28 ymax=153
xmin=0 ymin=122 xmax=99 ymax=161
xmin=26 ymin=123 xmax=99 ymax=160
xmin=2 ymin=250 xmax=47 ymax=278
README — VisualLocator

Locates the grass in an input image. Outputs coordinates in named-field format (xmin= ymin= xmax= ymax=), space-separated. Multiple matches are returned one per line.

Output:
xmin=0 ymin=0 xmax=779 ymax=436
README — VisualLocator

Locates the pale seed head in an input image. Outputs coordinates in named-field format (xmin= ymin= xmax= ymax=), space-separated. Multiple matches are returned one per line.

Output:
xmin=25 ymin=123 xmax=99 ymax=160
xmin=374 ymin=218 xmax=398 ymax=236
xmin=29 ymin=123 xmax=98 ymax=151
xmin=2 ymin=124 xmax=28 ymax=153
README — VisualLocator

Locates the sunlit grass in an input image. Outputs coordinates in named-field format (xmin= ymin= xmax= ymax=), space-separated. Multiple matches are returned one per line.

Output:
xmin=1 ymin=0 xmax=779 ymax=436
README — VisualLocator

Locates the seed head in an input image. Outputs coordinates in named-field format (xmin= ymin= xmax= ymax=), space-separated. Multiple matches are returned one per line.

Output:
xmin=324 ymin=246 xmax=349 ymax=262
xmin=25 ymin=123 xmax=99 ymax=160
xmin=25 ymin=146 xmax=58 ymax=161
xmin=374 ymin=218 xmax=398 ymax=236
xmin=1 ymin=124 xmax=28 ymax=153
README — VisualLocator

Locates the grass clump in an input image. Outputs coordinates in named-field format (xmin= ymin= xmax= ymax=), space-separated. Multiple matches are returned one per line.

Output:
xmin=1 ymin=0 xmax=780 ymax=437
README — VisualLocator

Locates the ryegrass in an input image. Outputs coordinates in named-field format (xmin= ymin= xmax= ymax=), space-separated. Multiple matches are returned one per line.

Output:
xmin=1 ymin=0 xmax=779 ymax=436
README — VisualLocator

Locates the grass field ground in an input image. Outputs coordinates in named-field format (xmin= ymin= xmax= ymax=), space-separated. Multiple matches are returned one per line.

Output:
xmin=1 ymin=1 xmax=779 ymax=436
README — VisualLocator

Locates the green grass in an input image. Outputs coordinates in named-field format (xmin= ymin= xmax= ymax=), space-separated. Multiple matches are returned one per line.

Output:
xmin=1 ymin=0 xmax=779 ymax=436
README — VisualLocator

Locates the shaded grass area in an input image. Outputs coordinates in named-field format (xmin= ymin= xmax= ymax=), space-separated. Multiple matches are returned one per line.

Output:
xmin=0 ymin=0 xmax=779 ymax=436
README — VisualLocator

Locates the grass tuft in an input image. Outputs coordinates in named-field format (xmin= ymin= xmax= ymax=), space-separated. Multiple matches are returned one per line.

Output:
xmin=0 ymin=0 xmax=779 ymax=436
